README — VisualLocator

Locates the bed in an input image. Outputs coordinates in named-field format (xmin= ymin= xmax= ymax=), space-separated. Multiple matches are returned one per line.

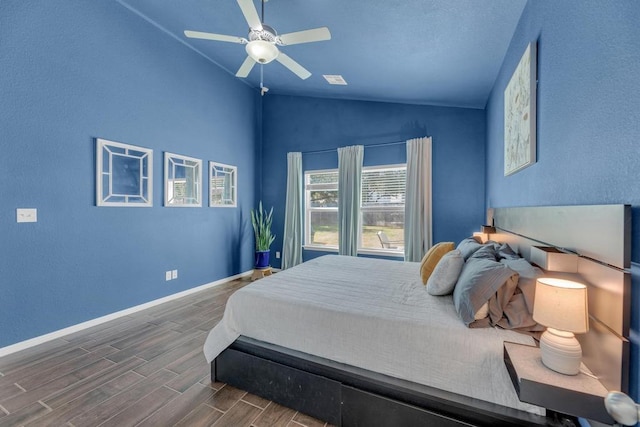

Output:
xmin=204 ymin=205 xmax=631 ymax=426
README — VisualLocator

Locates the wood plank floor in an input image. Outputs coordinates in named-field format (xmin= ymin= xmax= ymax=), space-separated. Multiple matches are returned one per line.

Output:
xmin=0 ymin=278 xmax=334 ymax=427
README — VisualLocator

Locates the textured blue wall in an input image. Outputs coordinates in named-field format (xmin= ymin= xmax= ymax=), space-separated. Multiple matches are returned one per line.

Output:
xmin=261 ymin=95 xmax=486 ymax=268
xmin=0 ymin=1 xmax=258 ymax=347
xmin=485 ymin=0 xmax=640 ymax=400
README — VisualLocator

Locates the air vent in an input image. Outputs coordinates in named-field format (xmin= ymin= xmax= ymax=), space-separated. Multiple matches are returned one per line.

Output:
xmin=323 ymin=75 xmax=347 ymax=85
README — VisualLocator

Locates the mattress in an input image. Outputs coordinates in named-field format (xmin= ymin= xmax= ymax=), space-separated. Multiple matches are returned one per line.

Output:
xmin=203 ymin=255 xmax=544 ymax=415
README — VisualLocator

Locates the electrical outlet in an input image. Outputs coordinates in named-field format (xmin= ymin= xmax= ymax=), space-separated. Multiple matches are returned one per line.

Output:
xmin=275 ymin=251 xmax=281 ymax=259
xmin=165 ymin=271 xmax=172 ymax=281
xmin=17 ymin=208 xmax=37 ymax=223
xmin=172 ymin=269 xmax=178 ymax=279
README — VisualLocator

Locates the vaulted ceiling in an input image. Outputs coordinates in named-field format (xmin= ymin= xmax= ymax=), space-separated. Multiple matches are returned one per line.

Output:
xmin=117 ymin=0 xmax=527 ymax=109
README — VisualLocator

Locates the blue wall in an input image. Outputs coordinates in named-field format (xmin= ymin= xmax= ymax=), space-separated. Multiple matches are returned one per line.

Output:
xmin=485 ymin=0 xmax=640 ymax=399
xmin=261 ymin=95 xmax=486 ymax=268
xmin=0 ymin=1 xmax=258 ymax=347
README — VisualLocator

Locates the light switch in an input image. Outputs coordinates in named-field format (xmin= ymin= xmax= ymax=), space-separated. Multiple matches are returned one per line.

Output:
xmin=17 ymin=208 xmax=37 ymax=223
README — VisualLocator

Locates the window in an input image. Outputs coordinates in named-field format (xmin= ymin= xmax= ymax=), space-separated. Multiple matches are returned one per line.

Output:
xmin=305 ymin=170 xmax=339 ymax=248
xmin=360 ymin=165 xmax=406 ymax=252
xmin=304 ymin=164 xmax=406 ymax=253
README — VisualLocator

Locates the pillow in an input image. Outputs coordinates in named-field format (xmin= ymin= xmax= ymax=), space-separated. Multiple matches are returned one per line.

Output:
xmin=453 ymin=257 xmax=519 ymax=325
xmin=420 ymin=242 xmax=455 ymax=284
xmin=469 ymin=244 xmax=498 ymax=261
xmin=496 ymin=243 xmax=519 ymax=260
xmin=426 ymin=249 xmax=464 ymax=295
xmin=456 ymin=237 xmax=483 ymax=260
xmin=500 ymin=258 xmax=543 ymax=313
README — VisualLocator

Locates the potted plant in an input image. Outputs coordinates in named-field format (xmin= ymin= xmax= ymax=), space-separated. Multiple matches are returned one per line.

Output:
xmin=251 ymin=201 xmax=275 ymax=269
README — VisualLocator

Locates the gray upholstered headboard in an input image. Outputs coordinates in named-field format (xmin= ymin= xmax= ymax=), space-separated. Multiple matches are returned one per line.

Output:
xmin=488 ymin=204 xmax=631 ymax=393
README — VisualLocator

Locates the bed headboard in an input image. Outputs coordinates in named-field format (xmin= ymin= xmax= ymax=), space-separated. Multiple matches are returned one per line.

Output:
xmin=488 ymin=204 xmax=631 ymax=393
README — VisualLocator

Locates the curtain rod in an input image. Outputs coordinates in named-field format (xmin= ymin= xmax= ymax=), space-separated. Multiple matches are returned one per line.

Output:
xmin=301 ymin=139 xmax=407 ymax=155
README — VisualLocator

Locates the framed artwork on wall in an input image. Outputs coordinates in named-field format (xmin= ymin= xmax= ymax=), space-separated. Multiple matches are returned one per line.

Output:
xmin=164 ymin=152 xmax=202 ymax=207
xmin=96 ymin=138 xmax=153 ymax=207
xmin=209 ymin=161 xmax=237 ymax=207
xmin=504 ymin=41 xmax=537 ymax=176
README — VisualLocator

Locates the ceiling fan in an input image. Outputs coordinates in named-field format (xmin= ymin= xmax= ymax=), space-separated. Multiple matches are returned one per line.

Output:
xmin=184 ymin=0 xmax=331 ymax=80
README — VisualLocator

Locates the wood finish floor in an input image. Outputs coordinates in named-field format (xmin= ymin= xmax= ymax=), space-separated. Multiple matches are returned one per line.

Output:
xmin=0 ymin=278 xmax=333 ymax=427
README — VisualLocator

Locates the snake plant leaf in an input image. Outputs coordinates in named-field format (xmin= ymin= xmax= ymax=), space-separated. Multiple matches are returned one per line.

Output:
xmin=250 ymin=201 xmax=276 ymax=251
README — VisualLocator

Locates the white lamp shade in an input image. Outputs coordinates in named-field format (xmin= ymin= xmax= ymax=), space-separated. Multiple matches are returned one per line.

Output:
xmin=246 ymin=40 xmax=279 ymax=64
xmin=533 ymin=278 xmax=589 ymax=333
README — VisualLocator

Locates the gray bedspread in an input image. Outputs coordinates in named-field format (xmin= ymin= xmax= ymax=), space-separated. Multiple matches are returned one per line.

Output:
xmin=203 ymin=255 xmax=544 ymax=415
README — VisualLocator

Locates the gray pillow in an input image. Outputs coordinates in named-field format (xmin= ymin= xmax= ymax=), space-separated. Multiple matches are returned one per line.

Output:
xmin=500 ymin=258 xmax=543 ymax=312
xmin=427 ymin=249 xmax=464 ymax=296
xmin=456 ymin=237 xmax=483 ymax=260
xmin=453 ymin=257 xmax=519 ymax=325
xmin=496 ymin=243 xmax=519 ymax=260
xmin=469 ymin=244 xmax=498 ymax=261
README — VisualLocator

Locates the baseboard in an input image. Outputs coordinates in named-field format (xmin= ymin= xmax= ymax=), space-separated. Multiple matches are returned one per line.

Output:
xmin=0 ymin=270 xmax=252 ymax=358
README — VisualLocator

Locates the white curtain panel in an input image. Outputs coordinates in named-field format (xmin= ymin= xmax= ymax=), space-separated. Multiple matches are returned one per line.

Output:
xmin=282 ymin=152 xmax=303 ymax=270
xmin=404 ymin=137 xmax=433 ymax=262
xmin=338 ymin=145 xmax=364 ymax=256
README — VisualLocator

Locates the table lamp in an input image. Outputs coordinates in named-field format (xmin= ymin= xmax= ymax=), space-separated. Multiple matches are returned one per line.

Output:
xmin=532 ymin=278 xmax=589 ymax=375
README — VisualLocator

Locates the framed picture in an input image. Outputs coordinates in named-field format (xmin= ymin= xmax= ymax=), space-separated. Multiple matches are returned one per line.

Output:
xmin=96 ymin=138 xmax=153 ymax=207
xmin=209 ymin=161 xmax=237 ymax=207
xmin=504 ymin=41 xmax=537 ymax=176
xmin=164 ymin=152 xmax=202 ymax=207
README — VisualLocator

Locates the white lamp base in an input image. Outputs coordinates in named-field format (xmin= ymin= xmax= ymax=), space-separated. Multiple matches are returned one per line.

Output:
xmin=539 ymin=328 xmax=582 ymax=375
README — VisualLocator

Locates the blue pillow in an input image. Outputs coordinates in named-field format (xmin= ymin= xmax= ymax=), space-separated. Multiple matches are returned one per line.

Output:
xmin=456 ymin=237 xmax=483 ymax=260
xmin=500 ymin=258 xmax=543 ymax=312
xmin=453 ymin=257 xmax=519 ymax=325
xmin=469 ymin=244 xmax=498 ymax=261
xmin=496 ymin=243 xmax=519 ymax=260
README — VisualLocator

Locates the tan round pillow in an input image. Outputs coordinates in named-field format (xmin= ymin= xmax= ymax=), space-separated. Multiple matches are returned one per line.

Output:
xmin=420 ymin=242 xmax=455 ymax=284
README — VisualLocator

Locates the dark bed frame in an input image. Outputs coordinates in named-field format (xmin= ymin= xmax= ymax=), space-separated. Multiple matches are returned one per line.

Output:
xmin=213 ymin=336 xmax=575 ymax=426
xmin=211 ymin=205 xmax=631 ymax=426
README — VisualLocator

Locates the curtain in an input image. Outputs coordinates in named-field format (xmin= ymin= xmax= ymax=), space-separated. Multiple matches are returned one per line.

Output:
xmin=404 ymin=137 xmax=432 ymax=262
xmin=338 ymin=145 xmax=364 ymax=256
xmin=282 ymin=152 xmax=303 ymax=270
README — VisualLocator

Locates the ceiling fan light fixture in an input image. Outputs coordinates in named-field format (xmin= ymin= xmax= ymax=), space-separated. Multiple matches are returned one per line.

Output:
xmin=246 ymin=40 xmax=279 ymax=64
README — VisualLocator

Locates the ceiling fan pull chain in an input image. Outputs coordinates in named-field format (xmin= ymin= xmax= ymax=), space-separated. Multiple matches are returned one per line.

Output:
xmin=260 ymin=64 xmax=269 ymax=96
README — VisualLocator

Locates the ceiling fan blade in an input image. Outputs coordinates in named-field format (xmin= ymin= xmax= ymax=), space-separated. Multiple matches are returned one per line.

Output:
xmin=184 ymin=30 xmax=245 ymax=44
xmin=237 ymin=0 xmax=262 ymax=30
xmin=279 ymin=27 xmax=331 ymax=46
xmin=276 ymin=52 xmax=311 ymax=80
xmin=236 ymin=56 xmax=256 ymax=78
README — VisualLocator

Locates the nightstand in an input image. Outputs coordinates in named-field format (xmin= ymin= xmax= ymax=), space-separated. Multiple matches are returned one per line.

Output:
xmin=503 ymin=341 xmax=614 ymax=424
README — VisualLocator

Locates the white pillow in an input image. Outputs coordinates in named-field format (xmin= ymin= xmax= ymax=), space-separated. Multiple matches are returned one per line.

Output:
xmin=474 ymin=302 xmax=490 ymax=320
xmin=427 ymin=250 xmax=464 ymax=296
